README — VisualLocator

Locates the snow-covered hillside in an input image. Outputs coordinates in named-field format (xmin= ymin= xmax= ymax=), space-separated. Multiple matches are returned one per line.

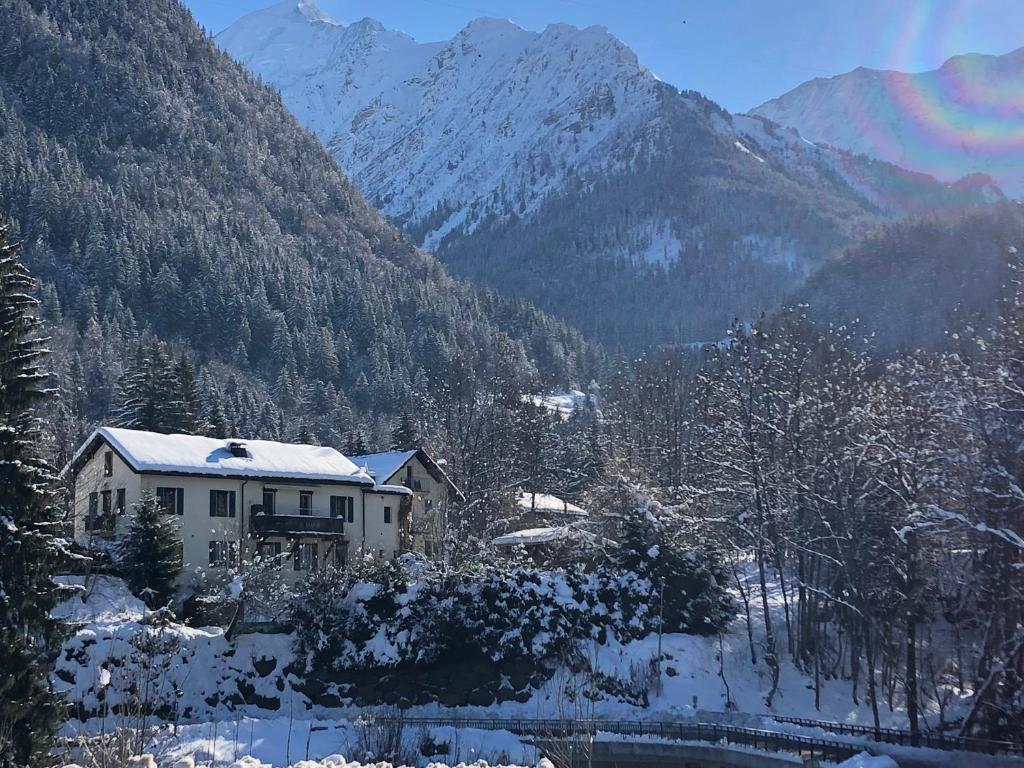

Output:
xmin=753 ymin=48 xmax=1024 ymax=197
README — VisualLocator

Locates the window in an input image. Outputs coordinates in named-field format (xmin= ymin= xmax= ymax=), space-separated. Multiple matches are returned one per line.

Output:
xmin=330 ymin=496 xmax=352 ymax=522
xmin=103 ymin=451 xmax=113 ymax=477
xmin=258 ymin=541 xmax=282 ymax=561
xmin=299 ymin=491 xmax=313 ymax=516
xmin=209 ymin=490 xmax=236 ymax=518
xmin=87 ymin=492 xmax=99 ymax=531
xmin=293 ymin=542 xmax=318 ymax=572
xmin=208 ymin=540 xmax=237 ymax=567
xmin=384 ymin=506 xmax=392 ymax=525
xmin=262 ymin=488 xmax=276 ymax=515
xmin=115 ymin=488 xmax=126 ymax=514
xmin=156 ymin=487 xmax=184 ymax=515
xmin=101 ymin=490 xmax=111 ymax=516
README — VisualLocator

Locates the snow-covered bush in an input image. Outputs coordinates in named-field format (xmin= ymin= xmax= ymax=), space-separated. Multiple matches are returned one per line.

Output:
xmin=291 ymin=544 xmax=732 ymax=677
xmin=609 ymin=499 xmax=734 ymax=636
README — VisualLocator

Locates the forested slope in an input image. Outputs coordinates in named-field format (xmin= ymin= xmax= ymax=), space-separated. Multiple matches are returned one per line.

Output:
xmin=0 ymin=0 xmax=595 ymax=457
xmin=798 ymin=204 xmax=1024 ymax=352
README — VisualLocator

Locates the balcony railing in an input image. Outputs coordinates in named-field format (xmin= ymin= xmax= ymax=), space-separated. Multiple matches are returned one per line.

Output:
xmin=250 ymin=512 xmax=347 ymax=537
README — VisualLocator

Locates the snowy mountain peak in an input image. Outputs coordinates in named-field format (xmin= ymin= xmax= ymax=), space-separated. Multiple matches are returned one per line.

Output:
xmin=457 ymin=16 xmax=526 ymax=38
xmin=295 ymin=0 xmax=338 ymax=26
xmin=753 ymin=47 xmax=1024 ymax=195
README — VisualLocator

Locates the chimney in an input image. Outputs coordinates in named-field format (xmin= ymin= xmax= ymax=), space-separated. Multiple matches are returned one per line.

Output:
xmin=227 ymin=441 xmax=248 ymax=458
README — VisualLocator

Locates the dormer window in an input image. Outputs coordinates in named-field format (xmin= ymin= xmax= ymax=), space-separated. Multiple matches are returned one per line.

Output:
xmin=103 ymin=451 xmax=113 ymax=477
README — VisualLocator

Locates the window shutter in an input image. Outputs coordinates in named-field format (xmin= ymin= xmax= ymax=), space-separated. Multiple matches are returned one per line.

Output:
xmin=294 ymin=545 xmax=302 ymax=571
xmin=176 ymin=488 xmax=184 ymax=515
xmin=209 ymin=490 xmax=216 ymax=516
xmin=229 ymin=491 xmax=236 ymax=517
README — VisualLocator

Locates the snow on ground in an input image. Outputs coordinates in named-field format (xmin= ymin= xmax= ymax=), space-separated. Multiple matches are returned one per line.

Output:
xmin=63 ymin=758 xmax=531 ymax=768
xmin=54 ymin=576 xmax=147 ymax=624
xmin=55 ymin=571 xmax=998 ymax=767
xmin=525 ymin=390 xmax=597 ymax=420
xmin=63 ymin=719 xmax=536 ymax=768
xmin=835 ymin=756 xmax=898 ymax=768
xmin=52 ymin=573 xmax=921 ymax=728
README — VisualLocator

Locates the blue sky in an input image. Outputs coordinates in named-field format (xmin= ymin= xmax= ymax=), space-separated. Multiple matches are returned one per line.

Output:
xmin=186 ymin=0 xmax=1024 ymax=112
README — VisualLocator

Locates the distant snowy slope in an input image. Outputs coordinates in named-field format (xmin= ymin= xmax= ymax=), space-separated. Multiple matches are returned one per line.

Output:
xmin=753 ymin=48 xmax=1024 ymax=197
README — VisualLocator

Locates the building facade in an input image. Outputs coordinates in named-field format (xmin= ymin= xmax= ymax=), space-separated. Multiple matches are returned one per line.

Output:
xmin=352 ymin=449 xmax=464 ymax=557
xmin=68 ymin=427 xmax=414 ymax=587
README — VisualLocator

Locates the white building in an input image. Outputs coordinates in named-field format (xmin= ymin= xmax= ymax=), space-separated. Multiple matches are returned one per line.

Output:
xmin=351 ymin=449 xmax=464 ymax=558
xmin=66 ymin=427 xmax=414 ymax=584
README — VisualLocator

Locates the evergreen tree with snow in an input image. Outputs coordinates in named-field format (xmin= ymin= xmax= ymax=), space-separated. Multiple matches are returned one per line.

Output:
xmin=114 ymin=343 xmax=180 ymax=433
xmin=172 ymin=352 xmax=205 ymax=434
xmin=0 ymin=217 xmax=64 ymax=767
xmin=118 ymin=493 xmax=182 ymax=610
xmin=343 ymin=428 xmax=369 ymax=456
xmin=390 ymin=411 xmax=420 ymax=450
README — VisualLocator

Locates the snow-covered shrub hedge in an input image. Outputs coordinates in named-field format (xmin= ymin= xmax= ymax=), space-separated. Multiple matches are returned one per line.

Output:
xmin=291 ymin=545 xmax=733 ymax=675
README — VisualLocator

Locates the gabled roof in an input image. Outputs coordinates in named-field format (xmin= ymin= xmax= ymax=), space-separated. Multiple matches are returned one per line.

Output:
xmin=492 ymin=526 xmax=569 ymax=547
xmin=517 ymin=491 xmax=588 ymax=517
xmin=492 ymin=524 xmax=598 ymax=548
xmin=351 ymin=448 xmax=465 ymax=500
xmin=351 ymin=450 xmax=417 ymax=484
xmin=68 ymin=427 xmax=376 ymax=485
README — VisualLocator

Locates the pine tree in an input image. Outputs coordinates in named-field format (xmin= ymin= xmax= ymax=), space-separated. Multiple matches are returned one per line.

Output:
xmin=173 ymin=352 xmax=204 ymax=434
xmin=114 ymin=342 xmax=183 ymax=433
xmin=0 ymin=217 xmax=64 ymax=766
xmin=118 ymin=494 xmax=182 ymax=610
xmin=344 ymin=429 xmax=369 ymax=457
xmin=390 ymin=411 xmax=420 ymax=450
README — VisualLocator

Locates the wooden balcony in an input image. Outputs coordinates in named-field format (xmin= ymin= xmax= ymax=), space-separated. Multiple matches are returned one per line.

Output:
xmin=250 ymin=512 xmax=347 ymax=538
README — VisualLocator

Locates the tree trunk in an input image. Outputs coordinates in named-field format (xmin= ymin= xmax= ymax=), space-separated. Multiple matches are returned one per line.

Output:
xmin=732 ymin=559 xmax=758 ymax=665
xmin=905 ymin=531 xmax=920 ymax=745
xmin=757 ymin=542 xmax=780 ymax=707
xmin=864 ymin=618 xmax=882 ymax=741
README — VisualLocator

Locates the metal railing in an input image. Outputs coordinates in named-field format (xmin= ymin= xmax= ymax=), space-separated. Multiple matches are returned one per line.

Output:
xmin=250 ymin=513 xmax=347 ymax=536
xmin=375 ymin=717 xmax=861 ymax=763
xmin=375 ymin=715 xmax=1022 ymax=759
xmin=766 ymin=713 xmax=1023 ymax=756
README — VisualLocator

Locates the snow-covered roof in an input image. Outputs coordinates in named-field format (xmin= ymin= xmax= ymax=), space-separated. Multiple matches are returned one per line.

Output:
xmin=351 ymin=448 xmax=465 ymax=500
xmin=492 ymin=526 xmax=569 ymax=547
xmin=351 ymin=450 xmax=417 ymax=483
xmin=517 ymin=491 xmax=588 ymax=517
xmin=71 ymin=427 xmax=376 ymax=485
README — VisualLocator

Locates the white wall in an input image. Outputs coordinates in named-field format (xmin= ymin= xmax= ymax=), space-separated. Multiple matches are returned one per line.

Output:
xmin=73 ymin=445 xmax=141 ymax=540
xmin=385 ymin=455 xmax=451 ymax=555
xmin=357 ymin=493 xmax=402 ymax=559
